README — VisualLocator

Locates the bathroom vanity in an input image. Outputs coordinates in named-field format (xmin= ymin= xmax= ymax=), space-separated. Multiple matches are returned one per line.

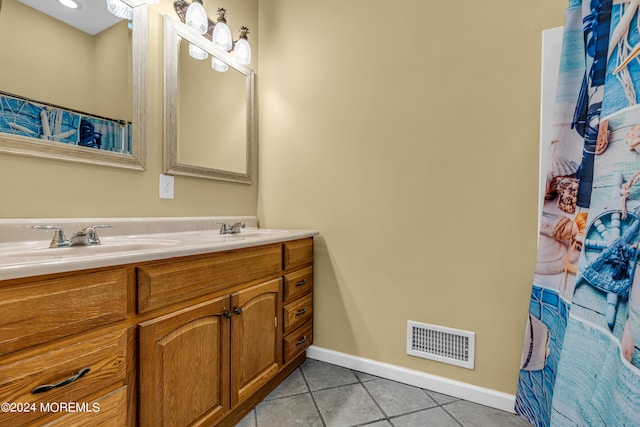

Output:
xmin=0 ymin=217 xmax=317 ymax=426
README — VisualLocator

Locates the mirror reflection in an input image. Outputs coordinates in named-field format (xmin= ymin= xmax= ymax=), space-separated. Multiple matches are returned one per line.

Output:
xmin=178 ymin=38 xmax=247 ymax=173
xmin=0 ymin=0 xmax=147 ymax=170
xmin=164 ymin=15 xmax=254 ymax=184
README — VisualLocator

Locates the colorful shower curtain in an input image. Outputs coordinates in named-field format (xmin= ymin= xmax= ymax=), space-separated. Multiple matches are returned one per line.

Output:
xmin=515 ymin=0 xmax=640 ymax=425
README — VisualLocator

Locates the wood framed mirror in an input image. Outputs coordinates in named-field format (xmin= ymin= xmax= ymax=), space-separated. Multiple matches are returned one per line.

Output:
xmin=163 ymin=14 xmax=255 ymax=184
xmin=0 ymin=0 xmax=148 ymax=170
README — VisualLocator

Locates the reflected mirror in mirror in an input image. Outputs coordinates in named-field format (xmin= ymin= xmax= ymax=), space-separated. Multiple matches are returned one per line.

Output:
xmin=164 ymin=15 xmax=254 ymax=184
xmin=178 ymin=39 xmax=247 ymax=174
xmin=0 ymin=0 xmax=147 ymax=170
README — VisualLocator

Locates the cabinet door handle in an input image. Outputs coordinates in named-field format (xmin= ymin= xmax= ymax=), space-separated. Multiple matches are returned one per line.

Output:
xmin=233 ymin=307 xmax=242 ymax=315
xmin=295 ymin=336 xmax=307 ymax=346
xmin=222 ymin=309 xmax=232 ymax=318
xmin=295 ymin=308 xmax=307 ymax=316
xmin=295 ymin=279 xmax=307 ymax=287
xmin=31 ymin=367 xmax=90 ymax=394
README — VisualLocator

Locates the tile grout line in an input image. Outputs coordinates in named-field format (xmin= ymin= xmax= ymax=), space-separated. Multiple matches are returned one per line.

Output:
xmin=356 ymin=374 xmax=392 ymax=425
xmin=418 ymin=388 xmax=464 ymax=426
xmin=298 ymin=364 xmax=328 ymax=427
xmin=357 ymin=373 xmax=468 ymax=426
xmin=438 ymin=402 xmax=465 ymax=427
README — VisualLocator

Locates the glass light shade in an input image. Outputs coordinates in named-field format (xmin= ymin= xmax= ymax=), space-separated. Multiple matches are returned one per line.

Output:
xmin=185 ymin=1 xmax=208 ymax=35
xmin=211 ymin=57 xmax=229 ymax=73
xmin=212 ymin=22 xmax=233 ymax=51
xmin=234 ymin=38 xmax=251 ymax=65
xmin=189 ymin=43 xmax=208 ymax=60
xmin=106 ymin=0 xmax=133 ymax=20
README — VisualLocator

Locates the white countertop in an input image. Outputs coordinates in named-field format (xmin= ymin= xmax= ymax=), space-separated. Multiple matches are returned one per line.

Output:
xmin=0 ymin=216 xmax=318 ymax=281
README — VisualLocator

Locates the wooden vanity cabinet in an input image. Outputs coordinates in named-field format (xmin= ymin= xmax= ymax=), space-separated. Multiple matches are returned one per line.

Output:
xmin=0 ymin=237 xmax=313 ymax=427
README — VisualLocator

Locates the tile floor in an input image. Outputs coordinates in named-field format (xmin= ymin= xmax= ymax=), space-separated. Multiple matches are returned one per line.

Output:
xmin=236 ymin=358 xmax=532 ymax=427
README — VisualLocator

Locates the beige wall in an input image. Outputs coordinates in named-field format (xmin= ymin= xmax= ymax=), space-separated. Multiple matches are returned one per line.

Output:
xmin=257 ymin=0 xmax=566 ymax=394
xmin=0 ymin=0 xmax=258 ymax=218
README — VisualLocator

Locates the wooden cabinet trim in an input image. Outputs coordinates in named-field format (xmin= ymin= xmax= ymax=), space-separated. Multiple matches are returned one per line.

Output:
xmin=284 ymin=322 xmax=313 ymax=364
xmin=230 ymin=278 xmax=283 ymax=408
xmin=0 ymin=329 xmax=127 ymax=426
xmin=283 ymin=266 xmax=313 ymax=303
xmin=137 ymin=244 xmax=282 ymax=314
xmin=40 ymin=385 xmax=128 ymax=426
xmin=0 ymin=269 xmax=128 ymax=357
xmin=283 ymin=293 xmax=313 ymax=335
xmin=283 ymin=238 xmax=313 ymax=271
xmin=139 ymin=296 xmax=231 ymax=427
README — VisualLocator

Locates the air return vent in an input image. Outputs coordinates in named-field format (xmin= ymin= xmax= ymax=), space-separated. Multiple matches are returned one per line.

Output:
xmin=407 ymin=321 xmax=475 ymax=369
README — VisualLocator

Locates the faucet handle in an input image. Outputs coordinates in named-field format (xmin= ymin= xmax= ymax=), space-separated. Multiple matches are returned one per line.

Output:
xmin=33 ymin=225 xmax=69 ymax=248
xmin=215 ymin=221 xmax=245 ymax=234
xmin=83 ymin=224 xmax=113 ymax=244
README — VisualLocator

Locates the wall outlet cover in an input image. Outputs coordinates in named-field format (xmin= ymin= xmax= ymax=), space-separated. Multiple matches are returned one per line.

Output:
xmin=159 ymin=174 xmax=174 ymax=199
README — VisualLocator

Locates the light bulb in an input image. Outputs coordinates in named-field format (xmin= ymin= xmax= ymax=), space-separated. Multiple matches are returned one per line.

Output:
xmin=234 ymin=38 xmax=251 ymax=65
xmin=213 ymin=22 xmax=232 ymax=51
xmin=185 ymin=0 xmax=208 ymax=35
xmin=189 ymin=43 xmax=208 ymax=60
xmin=212 ymin=57 xmax=229 ymax=73
xmin=106 ymin=0 xmax=133 ymax=20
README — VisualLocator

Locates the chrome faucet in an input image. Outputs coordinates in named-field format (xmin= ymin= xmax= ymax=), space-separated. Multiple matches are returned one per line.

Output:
xmin=218 ymin=221 xmax=245 ymax=235
xmin=33 ymin=225 xmax=113 ymax=248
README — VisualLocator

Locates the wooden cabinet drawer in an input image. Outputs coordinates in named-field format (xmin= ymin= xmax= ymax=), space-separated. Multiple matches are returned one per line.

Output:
xmin=0 ymin=329 xmax=127 ymax=426
xmin=283 ymin=293 xmax=313 ymax=334
xmin=0 ymin=269 xmax=128 ymax=356
xmin=283 ymin=266 xmax=313 ymax=304
xmin=283 ymin=322 xmax=312 ymax=364
xmin=283 ymin=238 xmax=313 ymax=271
xmin=137 ymin=244 xmax=282 ymax=313
xmin=41 ymin=385 xmax=127 ymax=426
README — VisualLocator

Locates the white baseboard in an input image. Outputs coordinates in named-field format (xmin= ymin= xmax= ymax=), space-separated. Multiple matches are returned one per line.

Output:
xmin=306 ymin=345 xmax=516 ymax=413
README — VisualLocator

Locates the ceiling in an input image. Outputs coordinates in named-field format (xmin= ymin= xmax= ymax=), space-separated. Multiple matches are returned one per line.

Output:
xmin=16 ymin=0 xmax=122 ymax=35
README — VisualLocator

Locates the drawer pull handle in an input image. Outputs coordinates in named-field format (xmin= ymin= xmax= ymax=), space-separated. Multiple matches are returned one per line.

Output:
xmin=295 ymin=279 xmax=307 ymax=287
xmin=295 ymin=336 xmax=307 ymax=346
xmin=295 ymin=308 xmax=307 ymax=316
xmin=32 ymin=367 xmax=91 ymax=394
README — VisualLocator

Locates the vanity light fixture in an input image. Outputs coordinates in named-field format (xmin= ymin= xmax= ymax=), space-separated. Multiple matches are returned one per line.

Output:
xmin=189 ymin=43 xmax=209 ymax=60
xmin=185 ymin=0 xmax=208 ymax=34
xmin=106 ymin=0 xmax=159 ymax=21
xmin=174 ymin=0 xmax=252 ymax=71
xmin=211 ymin=8 xmax=232 ymax=51
xmin=234 ymin=27 xmax=252 ymax=65
xmin=106 ymin=0 xmax=133 ymax=20
xmin=211 ymin=57 xmax=229 ymax=72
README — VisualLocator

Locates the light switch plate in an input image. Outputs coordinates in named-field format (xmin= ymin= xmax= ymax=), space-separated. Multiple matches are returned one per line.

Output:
xmin=159 ymin=174 xmax=174 ymax=199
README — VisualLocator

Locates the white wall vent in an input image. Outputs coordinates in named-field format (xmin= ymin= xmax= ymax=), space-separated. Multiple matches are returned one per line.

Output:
xmin=407 ymin=321 xmax=475 ymax=369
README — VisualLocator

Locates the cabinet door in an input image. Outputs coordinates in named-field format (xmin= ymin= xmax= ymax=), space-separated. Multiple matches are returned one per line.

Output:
xmin=230 ymin=278 xmax=282 ymax=407
xmin=139 ymin=296 xmax=230 ymax=427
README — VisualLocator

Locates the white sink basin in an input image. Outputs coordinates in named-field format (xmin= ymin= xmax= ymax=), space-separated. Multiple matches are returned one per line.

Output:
xmin=6 ymin=238 xmax=182 ymax=258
